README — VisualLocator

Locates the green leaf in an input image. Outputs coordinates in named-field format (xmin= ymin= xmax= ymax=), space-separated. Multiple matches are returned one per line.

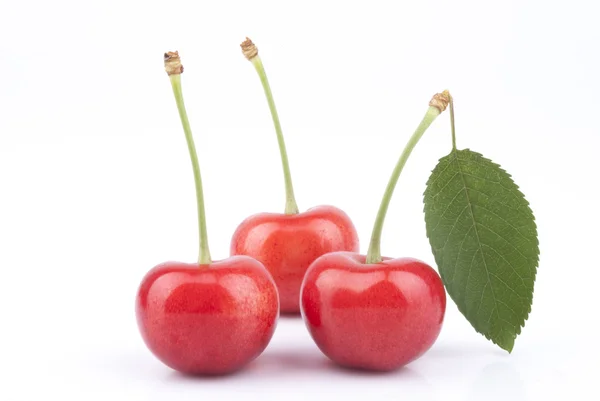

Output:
xmin=423 ymin=149 xmax=539 ymax=352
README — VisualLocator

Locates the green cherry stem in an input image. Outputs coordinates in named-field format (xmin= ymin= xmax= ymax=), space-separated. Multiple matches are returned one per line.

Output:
xmin=449 ymin=93 xmax=457 ymax=150
xmin=365 ymin=91 xmax=451 ymax=264
xmin=241 ymin=38 xmax=299 ymax=215
xmin=164 ymin=51 xmax=212 ymax=265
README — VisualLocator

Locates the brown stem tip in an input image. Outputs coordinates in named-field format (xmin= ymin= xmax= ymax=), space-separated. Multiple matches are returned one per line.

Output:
xmin=164 ymin=51 xmax=184 ymax=76
xmin=429 ymin=90 xmax=451 ymax=112
xmin=240 ymin=37 xmax=258 ymax=61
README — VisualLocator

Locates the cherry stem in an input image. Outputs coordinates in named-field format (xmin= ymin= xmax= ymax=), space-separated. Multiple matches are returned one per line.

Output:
xmin=449 ymin=94 xmax=457 ymax=150
xmin=365 ymin=91 xmax=450 ymax=264
xmin=241 ymin=38 xmax=299 ymax=215
xmin=165 ymin=51 xmax=212 ymax=265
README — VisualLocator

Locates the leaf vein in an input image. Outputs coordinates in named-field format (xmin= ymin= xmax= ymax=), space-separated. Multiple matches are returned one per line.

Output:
xmin=454 ymin=152 xmax=500 ymax=332
xmin=431 ymin=186 xmax=466 ymax=232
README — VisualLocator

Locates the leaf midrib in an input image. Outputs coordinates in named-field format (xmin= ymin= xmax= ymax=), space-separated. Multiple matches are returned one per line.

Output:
xmin=452 ymin=150 xmax=499 ymax=327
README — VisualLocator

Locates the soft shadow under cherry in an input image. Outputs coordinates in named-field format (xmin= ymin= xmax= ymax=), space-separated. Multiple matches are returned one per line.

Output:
xmin=248 ymin=348 xmax=332 ymax=374
xmin=166 ymin=366 xmax=247 ymax=382
xmin=332 ymin=363 xmax=421 ymax=378
xmin=428 ymin=343 xmax=506 ymax=359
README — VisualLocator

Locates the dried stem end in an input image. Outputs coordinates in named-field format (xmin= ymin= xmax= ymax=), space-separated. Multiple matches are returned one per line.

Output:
xmin=164 ymin=51 xmax=184 ymax=76
xmin=429 ymin=90 xmax=451 ymax=112
xmin=240 ymin=37 xmax=259 ymax=60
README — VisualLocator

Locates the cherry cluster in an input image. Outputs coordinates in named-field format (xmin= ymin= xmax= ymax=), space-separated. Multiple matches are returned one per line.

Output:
xmin=135 ymin=40 xmax=448 ymax=375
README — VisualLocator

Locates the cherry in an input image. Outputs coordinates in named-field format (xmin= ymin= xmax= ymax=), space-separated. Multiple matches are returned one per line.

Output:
xmin=232 ymin=205 xmax=358 ymax=314
xmin=231 ymin=38 xmax=359 ymax=314
xmin=300 ymin=92 xmax=451 ymax=371
xmin=301 ymin=253 xmax=445 ymax=371
xmin=136 ymin=258 xmax=278 ymax=375
xmin=135 ymin=52 xmax=279 ymax=375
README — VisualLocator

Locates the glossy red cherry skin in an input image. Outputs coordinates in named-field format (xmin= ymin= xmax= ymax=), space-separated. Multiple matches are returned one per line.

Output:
xmin=300 ymin=252 xmax=446 ymax=371
xmin=135 ymin=256 xmax=279 ymax=375
xmin=230 ymin=205 xmax=359 ymax=314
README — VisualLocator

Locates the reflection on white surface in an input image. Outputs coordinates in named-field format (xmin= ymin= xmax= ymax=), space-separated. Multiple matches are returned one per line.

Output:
xmin=466 ymin=362 xmax=526 ymax=401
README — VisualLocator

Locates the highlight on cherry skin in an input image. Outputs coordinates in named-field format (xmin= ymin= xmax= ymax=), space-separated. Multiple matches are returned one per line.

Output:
xmin=230 ymin=38 xmax=359 ymax=314
xmin=300 ymin=91 xmax=451 ymax=371
xmin=135 ymin=51 xmax=279 ymax=375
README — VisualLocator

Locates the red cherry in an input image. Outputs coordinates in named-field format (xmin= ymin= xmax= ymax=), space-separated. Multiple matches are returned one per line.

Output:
xmin=235 ymin=40 xmax=359 ymax=314
xmin=298 ymin=92 xmax=451 ymax=370
xmin=136 ymin=256 xmax=279 ymax=375
xmin=300 ymin=252 xmax=446 ymax=371
xmin=141 ymin=53 xmax=280 ymax=375
xmin=231 ymin=205 xmax=359 ymax=314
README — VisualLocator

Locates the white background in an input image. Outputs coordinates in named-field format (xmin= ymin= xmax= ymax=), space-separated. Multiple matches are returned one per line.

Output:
xmin=1 ymin=0 xmax=598 ymax=400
